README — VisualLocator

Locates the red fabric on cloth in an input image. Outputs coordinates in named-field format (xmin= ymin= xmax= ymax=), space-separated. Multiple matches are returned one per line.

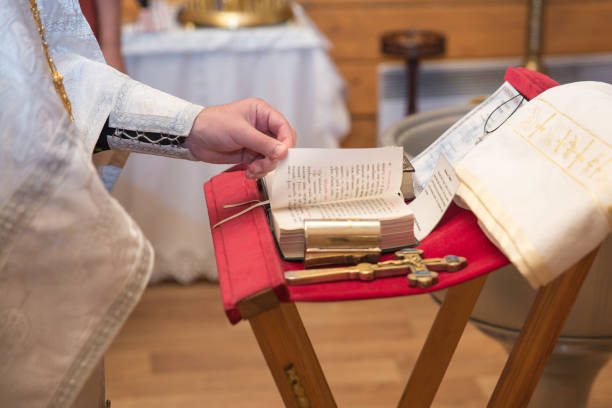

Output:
xmin=504 ymin=66 xmax=560 ymax=100
xmin=205 ymin=67 xmax=558 ymax=324
xmin=205 ymin=172 xmax=289 ymax=324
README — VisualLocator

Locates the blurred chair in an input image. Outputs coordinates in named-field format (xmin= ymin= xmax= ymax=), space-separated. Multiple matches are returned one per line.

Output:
xmin=381 ymin=30 xmax=445 ymax=115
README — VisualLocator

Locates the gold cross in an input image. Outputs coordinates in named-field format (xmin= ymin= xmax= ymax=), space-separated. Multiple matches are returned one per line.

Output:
xmin=284 ymin=248 xmax=466 ymax=288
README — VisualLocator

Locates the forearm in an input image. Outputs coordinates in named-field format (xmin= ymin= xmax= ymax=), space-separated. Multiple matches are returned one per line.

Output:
xmin=94 ymin=0 xmax=125 ymax=72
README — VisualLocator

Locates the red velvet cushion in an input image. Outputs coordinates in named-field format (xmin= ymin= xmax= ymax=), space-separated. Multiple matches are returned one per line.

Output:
xmin=204 ymin=67 xmax=559 ymax=324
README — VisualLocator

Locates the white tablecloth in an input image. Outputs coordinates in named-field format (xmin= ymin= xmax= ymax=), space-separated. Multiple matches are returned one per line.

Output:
xmin=112 ymin=10 xmax=350 ymax=283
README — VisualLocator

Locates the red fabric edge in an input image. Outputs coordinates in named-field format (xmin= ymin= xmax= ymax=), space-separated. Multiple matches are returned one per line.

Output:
xmin=204 ymin=175 xmax=289 ymax=325
xmin=204 ymin=181 xmax=237 ymax=322
xmin=504 ymin=67 xmax=560 ymax=100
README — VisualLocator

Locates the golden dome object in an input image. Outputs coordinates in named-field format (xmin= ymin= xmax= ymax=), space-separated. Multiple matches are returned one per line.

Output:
xmin=177 ymin=0 xmax=293 ymax=29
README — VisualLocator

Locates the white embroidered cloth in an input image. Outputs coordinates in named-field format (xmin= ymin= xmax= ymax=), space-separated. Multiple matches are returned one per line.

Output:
xmin=455 ymin=82 xmax=612 ymax=287
xmin=41 ymin=0 xmax=202 ymax=152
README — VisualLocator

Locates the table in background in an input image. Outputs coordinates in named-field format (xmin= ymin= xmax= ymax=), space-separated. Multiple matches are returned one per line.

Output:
xmin=112 ymin=11 xmax=350 ymax=283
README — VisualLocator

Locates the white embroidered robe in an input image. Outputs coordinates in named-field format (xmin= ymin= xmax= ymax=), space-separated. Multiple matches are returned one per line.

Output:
xmin=1 ymin=1 xmax=202 ymax=406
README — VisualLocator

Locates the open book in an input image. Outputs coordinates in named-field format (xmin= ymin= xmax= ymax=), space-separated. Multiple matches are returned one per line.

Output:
xmin=263 ymin=146 xmax=416 ymax=259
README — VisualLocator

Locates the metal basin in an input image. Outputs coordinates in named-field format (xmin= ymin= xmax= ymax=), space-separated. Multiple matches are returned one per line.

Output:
xmin=382 ymin=106 xmax=612 ymax=407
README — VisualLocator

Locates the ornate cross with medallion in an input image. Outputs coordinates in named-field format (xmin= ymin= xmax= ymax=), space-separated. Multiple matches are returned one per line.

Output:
xmin=284 ymin=248 xmax=466 ymax=288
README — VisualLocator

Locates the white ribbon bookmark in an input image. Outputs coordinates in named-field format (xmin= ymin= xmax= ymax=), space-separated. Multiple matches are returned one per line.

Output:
xmin=213 ymin=199 xmax=270 ymax=229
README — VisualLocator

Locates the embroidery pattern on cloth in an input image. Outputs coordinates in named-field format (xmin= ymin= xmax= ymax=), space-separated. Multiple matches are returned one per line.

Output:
xmin=508 ymin=97 xmax=612 ymax=226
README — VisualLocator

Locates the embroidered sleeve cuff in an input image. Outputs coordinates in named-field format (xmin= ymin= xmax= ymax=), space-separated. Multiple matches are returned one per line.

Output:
xmin=109 ymin=80 xmax=203 ymax=136
xmin=104 ymin=79 xmax=203 ymax=160
xmin=97 ymin=119 xmax=196 ymax=160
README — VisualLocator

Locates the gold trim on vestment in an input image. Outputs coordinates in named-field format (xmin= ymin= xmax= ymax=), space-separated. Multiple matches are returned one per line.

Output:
xmin=28 ymin=0 xmax=74 ymax=121
xmin=455 ymin=164 xmax=552 ymax=288
xmin=508 ymin=98 xmax=611 ymax=227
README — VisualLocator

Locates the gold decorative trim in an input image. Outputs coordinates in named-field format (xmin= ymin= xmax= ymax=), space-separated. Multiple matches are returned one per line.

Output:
xmin=28 ymin=0 xmax=73 ymax=121
xmin=284 ymin=364 xmax=310 ymax=408
xmin=304 ymin=219 xmax=382 ymax=268
xmin=455 ymin=163 xmax=552 ymax=288
xmin=538 ymin=97 xmax=612 ymax=148
xmin=507 ymin=97 xmax=611 ymax=227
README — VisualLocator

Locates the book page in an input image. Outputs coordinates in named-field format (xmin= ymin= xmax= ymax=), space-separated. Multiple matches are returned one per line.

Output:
xmin=269 ymin=147 xmax=404 ymax=210
xmin=273 ymin=192 xmax=413 ymax=230
xmin=411 ymin=81 xmax=525 ymax=193
xmin=408 ymin=155 xmax=459 ymax=241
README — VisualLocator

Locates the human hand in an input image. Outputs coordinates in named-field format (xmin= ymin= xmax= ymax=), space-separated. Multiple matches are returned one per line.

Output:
xmin=185 ymin=98 xmax=296 ymax=179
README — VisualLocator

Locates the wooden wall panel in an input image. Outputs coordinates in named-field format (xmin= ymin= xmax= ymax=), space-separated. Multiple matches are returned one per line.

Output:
xmin=337 ymin=62 xmax=378 ymax=115
xmin=543 ymin=5 xmax=612 ymax=53
xmin=340 ymin=115 xmax=377 ymax=148
xmin=302 ymin=0 xmax=610 ymax=8
xmin=310 ymin=5 xmax=525 ymax=60
xmin=310 ymin=3 xmax=612 ymax=61
xmin=303 ymin=0 xmax=525 ymax=5
xmin=299 ymin=0 xmax=612 ymax=147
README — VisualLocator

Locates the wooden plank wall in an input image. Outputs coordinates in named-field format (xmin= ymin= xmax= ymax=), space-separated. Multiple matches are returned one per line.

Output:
xmin=298 ymin=0 xmax=612 ymax=148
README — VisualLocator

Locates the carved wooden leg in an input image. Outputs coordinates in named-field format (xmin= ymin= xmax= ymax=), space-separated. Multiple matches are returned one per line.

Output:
xmin=398 ymin=274 xmax=488 ymax=408
xmin=239 ymin=291 xmax=336 ymax=408
xmin=488 ymin=247 xmax=600 ymax=408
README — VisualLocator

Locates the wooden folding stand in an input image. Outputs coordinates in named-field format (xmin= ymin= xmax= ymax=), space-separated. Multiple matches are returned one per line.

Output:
xmin=231 ymin=248 xmax=598 ymax=408
xmin=204 ymin=168 xmax=600 ymax=408
xmin=203 ymin=63 xmax=579 ymax=407
xmin=399 ymin=247 xmax=599 ymax=408
xmin=237 ymin=291 xmax=335 ymax=407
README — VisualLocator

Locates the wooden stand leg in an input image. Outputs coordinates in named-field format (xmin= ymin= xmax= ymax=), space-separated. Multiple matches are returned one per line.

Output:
xmin=488 ymin=247 xmax=600 ymax=408
xmin=240 ymin=292 xmax=336 ymax=408
xmin=398 ymin=274 xmax=488 ymax=408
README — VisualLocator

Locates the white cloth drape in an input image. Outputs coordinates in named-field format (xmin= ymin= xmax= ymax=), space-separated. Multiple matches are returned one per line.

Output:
xmin=455 ymin=82 xmax=612 ymax=287
xmin=113 ymin=8 xmax=350 ymax=283
xmin=1 ymin=1 xmax=206 ymax=405
xmin=1 ymin=2 xmax=153 ymax=407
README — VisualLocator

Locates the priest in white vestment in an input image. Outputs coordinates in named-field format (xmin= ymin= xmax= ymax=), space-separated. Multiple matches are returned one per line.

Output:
xmin=0 ymin=1 xmax=295 ymax=407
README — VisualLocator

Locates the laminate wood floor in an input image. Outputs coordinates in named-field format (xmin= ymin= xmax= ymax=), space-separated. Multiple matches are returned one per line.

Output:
xmin=106 ymin=281 xmax=612 ymax=407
